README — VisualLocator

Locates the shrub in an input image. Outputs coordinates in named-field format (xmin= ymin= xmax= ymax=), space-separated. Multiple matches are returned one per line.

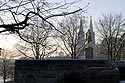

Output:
xmin=56 ymin=72 xmax=88 ymax=83
xmin=56 ymin=68 xmax=119 ymax=83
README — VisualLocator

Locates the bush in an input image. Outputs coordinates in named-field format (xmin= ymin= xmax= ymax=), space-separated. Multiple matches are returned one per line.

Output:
xmin=93 ymin=69 xmax=119 ymax=83
xmin=56 ymin=68 xmax=119 ymax=83
xmin=56 ymin=72 xmax=88 ymax=83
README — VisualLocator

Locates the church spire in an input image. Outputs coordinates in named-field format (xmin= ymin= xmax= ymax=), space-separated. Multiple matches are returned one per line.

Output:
xmin=76 ymin=18 xmax=85 ymax=57
xmin=78 ymin=18 xmax=84 ymax=35
xmin=89 ymin=16 xmax=95 ymax=44
xmin=90 ymin=16 xmax=93 ymax=32
xmin=85 ymin=16 xmax=95 ymax=59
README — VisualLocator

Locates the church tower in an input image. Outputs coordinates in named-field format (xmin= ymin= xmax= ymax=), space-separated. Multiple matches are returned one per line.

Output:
xmin=76 ymin=18 xmax=85 ymax=58
xmin=85 ymin=16 xmax=95 ymax=59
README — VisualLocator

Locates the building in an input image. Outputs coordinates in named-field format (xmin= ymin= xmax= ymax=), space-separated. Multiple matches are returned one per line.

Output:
xmin=76 ymin=18 xmax=85 ymax=58
xmin=85 ymin=16 xmax=95 ymax=59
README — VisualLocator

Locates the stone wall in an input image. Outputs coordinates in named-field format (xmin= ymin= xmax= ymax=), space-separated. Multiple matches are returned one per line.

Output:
xmin=14 ymin=59 xmax=110 ymax=83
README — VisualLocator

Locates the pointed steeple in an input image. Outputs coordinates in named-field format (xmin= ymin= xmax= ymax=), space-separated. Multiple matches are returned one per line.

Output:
xmin=78 ymin=19 xmax=84 ymax=36
xmin=85 ymin=16 xmax=95 ymax=59
xmin=89 ymin=16 xmax=95 ymax=44
xmin=76 ymin=18 xmax=85 ymax=57
xmin=78 ymin=18 xmax=85 ymax=40
xmin=90 ymin=16 xmax=93 ymax=32
xmin=80 ymin=18 xmax=83 ymax=31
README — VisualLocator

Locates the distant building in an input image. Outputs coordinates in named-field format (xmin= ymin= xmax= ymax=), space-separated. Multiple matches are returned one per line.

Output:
xmin=54 ymin=16 xmax=97 ymax=60
xmin=98 ymin=36 xmax=125 ymax=60
xmin=85 ymin=16 xmax=95 ymax=59
xmin=58 ymin=51 xmax=64 ymax=57
xmin=94 ymin=43 xmax=108 ymax=60
xmin=76 ymin=19 xmax=85 ymax=58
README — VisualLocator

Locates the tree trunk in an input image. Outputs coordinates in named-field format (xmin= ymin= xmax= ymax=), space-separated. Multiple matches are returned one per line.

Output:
xmin=3 ymin=62 xmax=6 ymax=83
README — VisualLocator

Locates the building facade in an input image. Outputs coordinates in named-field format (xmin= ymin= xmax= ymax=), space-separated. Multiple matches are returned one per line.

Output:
xmin=85 ymin=16 xmax=95 ymax=59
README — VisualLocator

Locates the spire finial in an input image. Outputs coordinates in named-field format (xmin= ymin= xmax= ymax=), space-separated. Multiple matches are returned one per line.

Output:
xmin=80 ymin=18 xmax=82 ymax=28
xmin=90 ymin=16 xmax=93 ymax=32
xmin=90 ymin=16 xmax=92 ymax=19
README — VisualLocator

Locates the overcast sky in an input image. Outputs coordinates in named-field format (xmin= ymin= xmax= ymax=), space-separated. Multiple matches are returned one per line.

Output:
xmin=48 ymin=0 xmax=125 ymax=19
xmin=0 ymin=0 xmax=125 ymax=49
xmin=86 ymin=0 xmax=125 ymax=20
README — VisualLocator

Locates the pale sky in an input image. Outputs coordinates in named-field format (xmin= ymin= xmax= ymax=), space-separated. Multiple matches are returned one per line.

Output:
xmin=86 ymin=0 xmax=125 ymax=20
xmin=48 ymin=0 xmax=125 ymax=20
xmin=0 ymin=0 xmax=125 ymax=49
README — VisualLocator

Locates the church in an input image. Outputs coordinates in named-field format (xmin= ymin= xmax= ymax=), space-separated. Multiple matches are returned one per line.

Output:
xmin=48 ymin=16 xmax=103 ymax=60
xmin=76 ymin=16 xmax=96 ymax=59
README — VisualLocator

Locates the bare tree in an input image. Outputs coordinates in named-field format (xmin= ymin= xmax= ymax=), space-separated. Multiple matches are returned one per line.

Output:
xmin=15 ymin=17 xmax=59 ymax=59
xmin=96 ymin=13 xmax=125 ymax=61
xmin=118 ymin=32 xmax=125 ymax=60
xmin=0 ymin=0 xmax=89 ymax=34
xmin=0 ymin=49 xmax=15 ymax=83
xmin=57 ymin=14 xmax=87 ymax=59
xmin=0 ymin=0 xmax=88 ymax=59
